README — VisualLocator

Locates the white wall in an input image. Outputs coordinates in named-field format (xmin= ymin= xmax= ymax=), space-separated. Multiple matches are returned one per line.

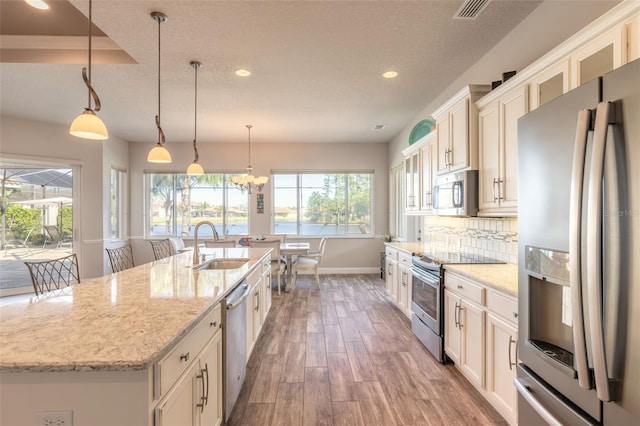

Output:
xmin=1 ymin=115 xmax=129 ymax=278
xmin=129 ymin=140 xmax=389 ymax=271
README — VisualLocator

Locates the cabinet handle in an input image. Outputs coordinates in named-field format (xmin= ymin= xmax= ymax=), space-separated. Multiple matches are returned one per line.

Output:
xmin=203 ymin=362 xmax=210 ymax=407
xmin=210 ymin=320 xmax=218 ymax=328
xmin=180 ymin=352 xmax=190 ymax=362
xmin=497 ymin=178 xmax=504 ymax=201
xmin=457 ymin=285 xmax=463 ymax=290
xmin=425 ymin=191 xmax=432 ymax=208
xmin=196 ymin=368 xmax=206 ymax=413
xmin=444 ymin=149 xmax=450 ymax=167
xmin=492 ymin=178 xmax=498 ymax=202
xmin=255 ymin=291 xmax=260 ymax=311
xmin=454 ymin=302 xmax=460 ymax=328
xmin=508 ymin=335 xmax=517 ymax=371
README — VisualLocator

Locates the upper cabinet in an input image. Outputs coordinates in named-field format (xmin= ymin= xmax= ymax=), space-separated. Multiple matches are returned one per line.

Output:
xmin=629 ymin=15 xmax=640 ymax=62
xmin=528 ymin=59 xmax=569 ymax=110
xmin=401 ymin=131 xmax=437 ymax=215
xmin=433 ymin=85 xmax=490 ymax=176
xmin=569 ymin=23 xmax=627 ymax=89
xmin=477 ymin=85 xmax=528 ymax=216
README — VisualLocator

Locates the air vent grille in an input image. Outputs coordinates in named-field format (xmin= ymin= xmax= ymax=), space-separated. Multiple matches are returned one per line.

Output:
xmin=373 ymin=124 xmax=385 ymax=131
xmin=453 ymin=0 xmax=491 ymax=20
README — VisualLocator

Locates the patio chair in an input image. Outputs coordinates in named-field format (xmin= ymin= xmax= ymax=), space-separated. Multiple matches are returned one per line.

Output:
xmin=106 ymin=244 xmax=135 ymax=273
xmin=43 ymin=225 xmax=72 ymax=248
xmin=24 ymin=253 xmax=80 ymax=296
xmin=150 ymin=239 xmax=175 ymax=260
xmin=3 ymin=227 xmax=34 ymax=256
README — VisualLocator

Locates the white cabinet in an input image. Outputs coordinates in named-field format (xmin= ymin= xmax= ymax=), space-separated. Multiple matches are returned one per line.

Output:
xmin=246 ymin=260 xmax=269 ymax=361
xmin=444 ymin=272 xmax=486 ymax=389
xmin=629 ymin=15 xmax=640 ymax=62
xmin=156 ymin=304 xmax=223 ymax=426
xmin=397 ymin=251 xmax=413 ymax=319
xmin=486 ymin=291 xmax=518 ymax=426
xmin=419 ymin=136 xmax=437 ymax=211
xmin=404 ymin=151 xmax=420 ymax=211
xmin=570 ymin=24 xmax=627 ymax=89
xmin=528 ymin=59 xmax=570 ymax=111
xmin=261 ymin=257 xmax=272 ymax=323
xmin=385 ymin=246 xmax=399 ymax=302
xmin=433 ymin=85 xmax=490 ymax=175
xmin=477 ymin=85 xmax=527 ymax=216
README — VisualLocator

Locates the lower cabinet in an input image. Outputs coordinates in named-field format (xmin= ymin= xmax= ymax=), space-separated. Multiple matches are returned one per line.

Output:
xmin=155 ymin=330 xmax=223 ymax=426
xmin=247 ymin=258 xmax=272 ymax=361
xmin=444 ymin=271 xmax=518 ymax=425
xmin=385 ymin=246 xmax=399 ymax=302
xmin=397 ymin=251 xmax=413 ymax=318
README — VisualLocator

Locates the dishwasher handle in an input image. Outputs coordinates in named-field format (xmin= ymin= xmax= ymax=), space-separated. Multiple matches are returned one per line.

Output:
xmin=226 ymin=283 xmax=250 ymax=311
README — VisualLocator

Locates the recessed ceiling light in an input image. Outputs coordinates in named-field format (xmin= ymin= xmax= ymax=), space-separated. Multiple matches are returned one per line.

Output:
xmin=235 ymin=69 xmax=251 ymax=77
xmin=25 ymin=0 xmax=49 ymax=10
xmin=382 ymin=70 xmax=398 ymax=79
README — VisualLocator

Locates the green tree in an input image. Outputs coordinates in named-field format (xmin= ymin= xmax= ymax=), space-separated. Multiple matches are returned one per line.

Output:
xmin=5 ymin=205 xmax=41 ymax=240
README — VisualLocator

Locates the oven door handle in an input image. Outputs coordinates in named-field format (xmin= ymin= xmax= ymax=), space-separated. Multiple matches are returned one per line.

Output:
xmin=410 ymin=269 xmax=440 ymax=288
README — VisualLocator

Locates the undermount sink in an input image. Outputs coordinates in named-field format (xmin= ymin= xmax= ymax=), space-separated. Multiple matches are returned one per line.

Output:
xmin=195 ymin=258 xmax=250 ymax=270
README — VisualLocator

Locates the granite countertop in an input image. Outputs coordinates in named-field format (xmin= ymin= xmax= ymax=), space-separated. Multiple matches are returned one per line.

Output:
xmin=385 ymin=242 xmax=518 ymax=297
xmin=444 ymin=263 xmax=518 ymax=297
xmin=0 ymin=247 xmax=270 ymax=373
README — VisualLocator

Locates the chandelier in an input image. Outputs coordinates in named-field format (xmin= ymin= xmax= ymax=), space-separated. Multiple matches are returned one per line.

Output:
xmin=231 ymin=125 xmax=268 ymax=193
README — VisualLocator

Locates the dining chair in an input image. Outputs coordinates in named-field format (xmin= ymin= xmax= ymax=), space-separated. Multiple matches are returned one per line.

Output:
xmin=105 ymin=244 xmax=135 ymax=273
xmin=24 ymin=253 xmax=80 ymax=296
xmin=150 ymin=239 xmax=175 ymax=260
xmin=205 ymin=239 xmax=236 ymax=248
xmin=291 ymin=237 xmax=327 ymax=290
xmin=249 ymin=239 xmax=285 ymax=294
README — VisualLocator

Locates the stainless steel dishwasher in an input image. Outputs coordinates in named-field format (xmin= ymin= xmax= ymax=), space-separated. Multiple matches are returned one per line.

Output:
xmin=222 ymin=280 xmax=249 ymax=421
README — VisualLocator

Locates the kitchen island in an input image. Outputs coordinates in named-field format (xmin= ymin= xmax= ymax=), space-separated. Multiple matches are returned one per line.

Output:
xmin=0 ymin=247 xmax=271 ymax=426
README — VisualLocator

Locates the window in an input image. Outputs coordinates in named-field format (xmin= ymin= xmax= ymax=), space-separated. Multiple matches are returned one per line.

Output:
xmin=110 ymin=167 xmax=126 ymax=240
xmin=273 ymin=172 xmax=372 ymax=236
xmin=146 ymin=173 xmax=248 ymax=237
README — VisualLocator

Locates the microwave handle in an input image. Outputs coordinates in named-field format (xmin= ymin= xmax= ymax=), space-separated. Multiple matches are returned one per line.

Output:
xmin=452 ymin=181 xmax=462 ymax=207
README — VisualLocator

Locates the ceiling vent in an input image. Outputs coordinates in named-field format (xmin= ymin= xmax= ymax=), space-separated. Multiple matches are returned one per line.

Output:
xmin=453 ymin=0 xmax=491 ymax=20
xmin=373 ymin=124 xmax=385 ymax=131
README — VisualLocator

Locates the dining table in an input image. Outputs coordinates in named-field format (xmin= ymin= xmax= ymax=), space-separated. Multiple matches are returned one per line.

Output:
xmin=279 ymin=242 xmax=310 ymax=289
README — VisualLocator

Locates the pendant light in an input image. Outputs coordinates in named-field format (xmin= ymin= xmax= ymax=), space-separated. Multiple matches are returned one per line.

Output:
xmin=231 ymin=125 xmax=268 ymax=193
xmin=186 ymin=61 xmax=204 ymax=175
xmin=147 ymin=11 xmax=172 ymax=163
xmin=69 ymin=0 xmax=108 ymax=140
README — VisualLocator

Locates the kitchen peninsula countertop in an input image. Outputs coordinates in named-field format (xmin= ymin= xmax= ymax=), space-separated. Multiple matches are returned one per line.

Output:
xmin=385 ymin=242 xmax=518 ymax=297
xmin=0 ymin=247 xmax=270 ymax=373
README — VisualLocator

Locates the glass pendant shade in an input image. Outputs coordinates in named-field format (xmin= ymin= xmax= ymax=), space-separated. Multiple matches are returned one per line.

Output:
xmin=69 ymin=109 xmax=108 ymax=140
xmin=147 ymin=144 xmax=172 ymax=163
xmin=231 ymin=125 xmax=268 ymax=194
xmin=187 ymin=161 xmax=204 ymax=175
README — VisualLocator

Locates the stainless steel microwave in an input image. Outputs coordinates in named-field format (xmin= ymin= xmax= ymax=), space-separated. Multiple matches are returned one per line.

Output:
xmin=432 ymin=170 xmax=479 ymax=216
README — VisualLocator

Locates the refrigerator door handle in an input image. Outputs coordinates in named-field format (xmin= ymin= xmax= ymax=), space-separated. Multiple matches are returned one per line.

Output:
xmin=586 ymin=101 xmax=615 ymax=402
xmin=514 ymin=378 xmax=564 ymax=426
xmin=569 ymin=108 xmax=592 ymax=390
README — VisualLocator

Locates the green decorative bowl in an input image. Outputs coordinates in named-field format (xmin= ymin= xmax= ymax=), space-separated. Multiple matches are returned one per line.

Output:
xmin=409 ymin=119 xmax=435 ymax=145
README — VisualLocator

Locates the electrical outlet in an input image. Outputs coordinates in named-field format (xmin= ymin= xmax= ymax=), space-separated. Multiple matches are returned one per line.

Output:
xmin=36 ymin=411 xmax=73 ymax=426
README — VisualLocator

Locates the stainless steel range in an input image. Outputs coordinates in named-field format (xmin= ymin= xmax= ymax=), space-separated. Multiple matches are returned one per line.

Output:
xmin=411 ymin=251 xmax=503 ymax=363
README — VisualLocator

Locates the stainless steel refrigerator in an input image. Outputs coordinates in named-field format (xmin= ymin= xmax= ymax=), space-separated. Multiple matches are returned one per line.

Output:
xmin=516 ymin=58 xmax=640 ymax=425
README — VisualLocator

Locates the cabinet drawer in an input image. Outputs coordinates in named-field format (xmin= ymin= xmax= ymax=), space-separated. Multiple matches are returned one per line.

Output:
xmin=155 ymin=303 xmax=222 ymax=398
xmin=487 ymin=290 xmax=518 ymax=326
xmin=247 ymin=264 xmax=262 ymax=286
xmin=445 ymin=273 xmax=485 ymax=306
xmin=398 ymin=251 xmax=412 ymax=267
xmin=385 ymin=247 xmax=398 ymax=261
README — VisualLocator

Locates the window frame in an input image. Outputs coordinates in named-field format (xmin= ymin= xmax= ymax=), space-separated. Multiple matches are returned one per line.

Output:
xmin=110 ymin=167 xmax=127 ymax=240
xmin=271 ymin=170 xmax=374 ymax=238
xmin=144 ymin=172 xmax=250 ymax=238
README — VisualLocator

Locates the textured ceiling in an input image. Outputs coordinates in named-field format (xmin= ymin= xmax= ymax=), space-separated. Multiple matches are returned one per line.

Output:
xmin=2 ymin=0 xmax=551 ymax=144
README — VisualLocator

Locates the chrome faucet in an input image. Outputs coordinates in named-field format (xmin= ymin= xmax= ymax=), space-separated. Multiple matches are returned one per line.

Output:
xmin=193 ymin=221 xmax=219 ymax=265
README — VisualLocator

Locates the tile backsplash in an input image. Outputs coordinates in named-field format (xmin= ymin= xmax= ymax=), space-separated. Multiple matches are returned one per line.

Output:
xmin=421 ymin=216 xmax=518 ymax=264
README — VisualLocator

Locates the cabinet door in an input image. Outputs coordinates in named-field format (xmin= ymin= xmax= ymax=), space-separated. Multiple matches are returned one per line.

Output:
xmin=385 ymin=258 xmax=395 ymax=296
xmin=449 ymin=98 xmax=470 ymax=172
xmin=419 ymin=140 xmax=436 ymax=211
xmin=246 ymin=286 xmax=256 ymax=361
xmin=252 ymin=285 xmax=262 ymax=341
xmin=199 ymin=331 xmax=223 ymax=426
xmin=486 ymin=314 xmax=518 ymax=425
xmin=436 ymin=115 xmax=451 ymax=174
xmin=629 ymin=15 xmax=640 ymax=62
xmin=404 ymin=156 xmax=415 ymax=210
xmin=499 ymin=85 xmax=527 ymax=211
xmin=478 ymin=101 xmax=500 ymax=211
xmin=398 ymin=264 xmax=411 ymax=316
xmin=460 ymin=299 xmax=485 ymax=389
xmin=155 ymin=361 xmax=199 ymax=426
xmin=444 ymin=290 xmax=462 ymax=365
xmin=261 ymin=267 xmax=272 ymax=322
xmin=529 ymin=59 xmax=569 ymax=110
xmin=570 ymin=24 xmax=627 ymax=89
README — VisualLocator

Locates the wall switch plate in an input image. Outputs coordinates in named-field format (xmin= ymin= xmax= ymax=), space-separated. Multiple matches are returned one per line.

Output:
xmin=36 ymin=411 xmax=73 ymax=426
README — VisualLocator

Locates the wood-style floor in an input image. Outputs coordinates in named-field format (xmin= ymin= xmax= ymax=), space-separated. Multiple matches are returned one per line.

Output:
xmin=227 ymin=274 xmax=507 ymax=426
